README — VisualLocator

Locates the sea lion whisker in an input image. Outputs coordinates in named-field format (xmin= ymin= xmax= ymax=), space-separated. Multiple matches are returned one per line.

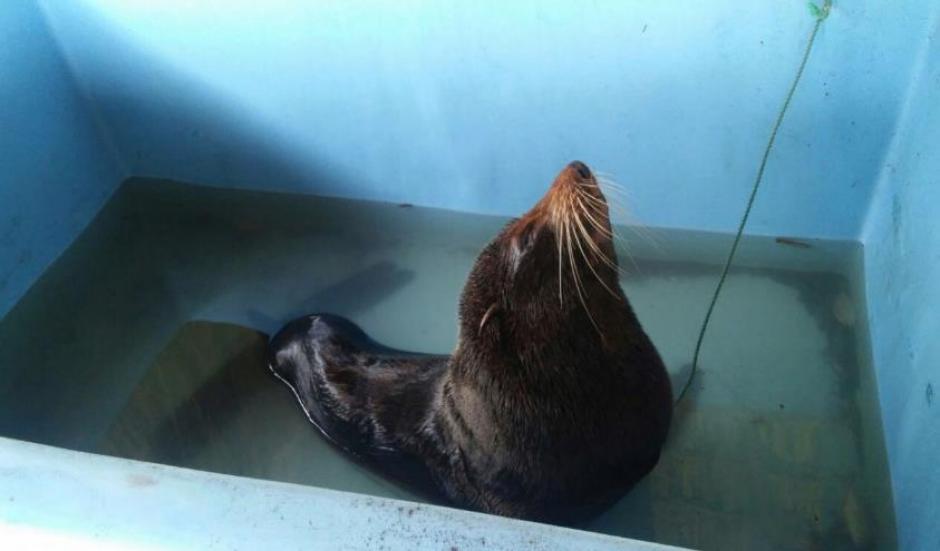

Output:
xmin=571 ymin=211 xmax=622 ymax=300
xmin=574 ymin=222 xmax=625 ymax=280
xmin=574 ymin=188 xmax=618 ymax=212
xmin=562 ymin=217 xmax=584 ymax=295
xmin=580 ymin=204 xmax=640 ymax=274
xmin=573 ymin=190 xmax=623 ymax=226
xmin=594 ymin=181 xmax=633 ymax=216
xmin=595 ymin=175 xmax=628 ymax=192
xmin=581 ymin=192 xmax=628 ymax=222
xmin=594 ymin=189 xmax=629 ymax=207
xmin=582 ymin=180 xmax=660 ymax=256
xmin=563 ymin=216 xmax=604 ymax=338
xmin=584 ymin=204 xmax=629 ymax=260
xmin=593 ymin=179 xmax=637 ymax=216
xmin=572 ymin=195 xmax=628 ymax=276
xmin=596 ymin=183 xmax=628 ymax=197
xmin=576 ymin=199 xmax=613 ymax=257
xmin=573 ymin=195 xmax=615 ymax=239
xmin=579 ymin=206 xmax=631 ymax=262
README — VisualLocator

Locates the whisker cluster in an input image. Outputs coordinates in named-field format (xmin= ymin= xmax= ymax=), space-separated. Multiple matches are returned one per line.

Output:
xmin=596 ymin=175 xmax=663 ymax=256
xmin=548 ymin=177 xmax=629 ymax=338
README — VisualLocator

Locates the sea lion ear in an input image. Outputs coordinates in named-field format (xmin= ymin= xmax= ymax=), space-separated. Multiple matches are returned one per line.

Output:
xmin=478 ymin=303 xmax=500 ymax=336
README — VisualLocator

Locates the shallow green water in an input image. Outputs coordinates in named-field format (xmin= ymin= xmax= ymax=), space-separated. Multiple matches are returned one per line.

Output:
xmin=0 ymin=179 xmax=896 ymax=550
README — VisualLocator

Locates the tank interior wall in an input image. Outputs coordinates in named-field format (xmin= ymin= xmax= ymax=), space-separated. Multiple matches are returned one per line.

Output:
xmin=0 ymin=0 xmax=124 ymax=318
xmin=36 ymin=0 xmax=932 ymax=241
xmin=2 ymin=1 xmax=938 ymax=548
xmin=860 ymin=10 xmax=940 ymax=549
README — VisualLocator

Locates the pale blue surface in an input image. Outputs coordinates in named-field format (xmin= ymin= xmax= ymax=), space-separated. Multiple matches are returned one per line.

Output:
xmin=861 ymin=9 xmax=940 ymax=550
xmin=0 ymin=437 xmax=677 ymax=551
xmin=2 ymin=0 xmax=939 ymax=548
xmin=37 ymin=0 xmax=929 ymax=240
xmin=0 ymin=0 xmax=124 ymax=317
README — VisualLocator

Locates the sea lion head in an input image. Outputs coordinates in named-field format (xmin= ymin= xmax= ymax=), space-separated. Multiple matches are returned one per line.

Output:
xmin=456 ymin=161 xmax=626 ymax=362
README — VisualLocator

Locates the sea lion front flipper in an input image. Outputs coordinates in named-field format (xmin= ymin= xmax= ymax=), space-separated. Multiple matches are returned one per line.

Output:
xmin=267 ymin=313 xmax=449 ymax=495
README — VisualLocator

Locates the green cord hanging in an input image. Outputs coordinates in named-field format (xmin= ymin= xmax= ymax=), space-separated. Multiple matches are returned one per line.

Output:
xmin=675 ymin=0 xmax=833 ymax=404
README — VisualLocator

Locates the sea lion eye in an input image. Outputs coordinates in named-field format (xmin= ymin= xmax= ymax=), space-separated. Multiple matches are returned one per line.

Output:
xmin=509 ymin=225 xmax=540 ymax=275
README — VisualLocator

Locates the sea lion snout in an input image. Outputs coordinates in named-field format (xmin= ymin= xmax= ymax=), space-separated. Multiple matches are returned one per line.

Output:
xmin=568 ymin=160 xmax=592 ymax=180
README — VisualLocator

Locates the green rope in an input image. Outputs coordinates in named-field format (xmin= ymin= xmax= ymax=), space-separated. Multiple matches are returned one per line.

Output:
xmin=675 ymin=1 xmax=832 ymax=405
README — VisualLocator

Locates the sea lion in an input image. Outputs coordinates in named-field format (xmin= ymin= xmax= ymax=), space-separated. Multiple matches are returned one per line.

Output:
xmin=268 ymin=160 xmax=672 ymax=523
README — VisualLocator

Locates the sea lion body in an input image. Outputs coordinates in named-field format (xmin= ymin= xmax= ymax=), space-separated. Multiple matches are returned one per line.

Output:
xmin=269 ymin=161 xmax=672 ymax=523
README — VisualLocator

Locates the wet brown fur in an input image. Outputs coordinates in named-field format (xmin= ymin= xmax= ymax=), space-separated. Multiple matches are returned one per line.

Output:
xmin=268 ymin=161 xmax=673 ymax=523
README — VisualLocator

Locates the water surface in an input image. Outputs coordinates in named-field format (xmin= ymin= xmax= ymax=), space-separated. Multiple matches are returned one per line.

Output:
xmin=0 ymin=179 xmax=895 ymax=550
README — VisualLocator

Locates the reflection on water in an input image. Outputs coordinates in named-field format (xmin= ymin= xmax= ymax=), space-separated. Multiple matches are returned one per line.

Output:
xmin=0 ymin=179 xmax=896 ymax=550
